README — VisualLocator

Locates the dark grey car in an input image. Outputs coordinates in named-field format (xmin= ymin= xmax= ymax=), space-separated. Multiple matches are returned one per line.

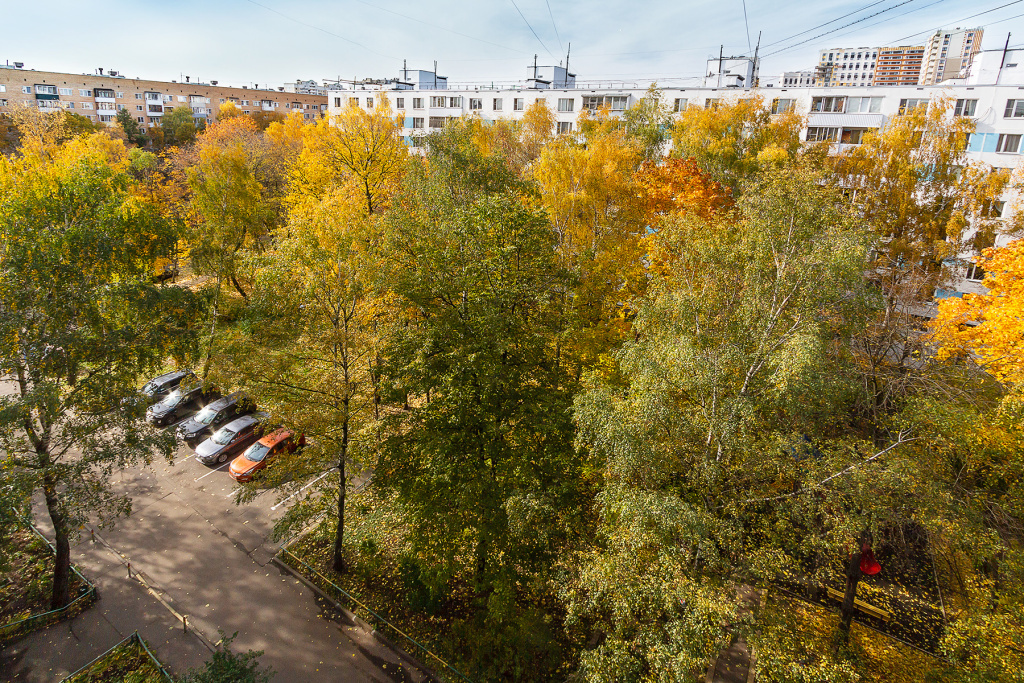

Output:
xmin=146 ymin=383 xmax=215 ymax=427
xmin=176 ymin=392 xmax=255 ymax=446
xmin=194 ymin=412 xmax=271 ymax=465
xmin=140 ymin=369 xmax=196 ymax=405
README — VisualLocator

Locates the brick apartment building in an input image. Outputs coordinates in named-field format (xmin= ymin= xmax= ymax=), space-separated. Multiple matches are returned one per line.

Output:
xmin=0 ymin=64 xmax=328 ymax=129
xmin=872 ymin=46 xmax=926 ymax=86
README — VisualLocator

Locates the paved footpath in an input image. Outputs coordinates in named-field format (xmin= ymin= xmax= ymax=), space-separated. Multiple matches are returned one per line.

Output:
xmin=1 ymin=451 xmax=432 ymax=682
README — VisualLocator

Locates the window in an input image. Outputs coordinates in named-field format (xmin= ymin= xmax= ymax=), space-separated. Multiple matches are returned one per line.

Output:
xmin=806 ymin=127 xmax=839 ymax=142
xmin=582 ymin=95 xmax=628 ymax=111
xmin=954 ymin=99 xmax=977 ymax=117
xmin=65 ymin=101 xmax=74 ymax=108
xmin=413 ymin=97 xmax=423 ymax=109
xmin=366 ymin=97 xmax=373 ymax=108
xmin=58 ymin=87 xmax=73 ymax=96
xmin=898 ymin=98 xmax=928 ymax=114
xmin=135 ymin=93 xmax=143 ymax=100
xmin=673 ymin=98 xmax=688 ymax=112
xmin=965 ymin=262 xmax=986 ymax=281
xmin=116 ymin=92 xmax=124 ymax=99
xmin=412 ymin=117 xmax=424 ymax=129
xmin=771 ymin=98 xmax=795 ymax=114
xmin=396 ymin=97 xmax=405 ymax=109
xmin=430 ymin=96 xmax=446 ymax=108
xmin=981 ymin=200 xmax=1005 ymax=218
xmin=493 ymin=98 xmax=502 ymax=111
xmin=841 ymin=128 xmax=872 ymax=144
xmin=81 ymin=102 xmax=93 ymax=110
xmin=705 ymin=98 xmax=720 ymax=109
xmin=219 ymin=98 xmax=225 ymax=104
xmin=557 ymin=98 xmax=574 ymax=112
xmin=117 ymin=104 xmax=126 ymax=111
xmin=996 ymin=133 xmax=1021 ymax=153
xmin=0 ymin=85 xmax=6 ymax=93
xmin=177 ymin=96 xmax=186 ymax=102
xmin=429 ymin=116 xmax=447 ymax=128
xmin=1004 ymin=99 xmax=1024 ymax=118
xmin=22 ymin=86 xmax=32 ymax=94
xmin=79 ymin=89 xmax=92 ymax=97
xmin=514 ymin=98 xmax=525 ymax=111
xmin=448 ymin=97 xmax=462 ymax=108
xmin=846 ymin=96 xmax=882 ymax=113
xmin=348 ymin=97 xmax=358 ymax=107
xmin=97 ymin=102 xmax=115 ymax=110
xmin=811 ymin=96 xmax=845 ymax=113
xmin=0 ymin=99 xmax=6 ymax=107
xmin=334 ymin=97 xmax=341 ymax=107
xmin=137 ymin=117 xmax=144 ymax=123
xmin=34 ymin=84 xmax=57 ymax=96
xmin=469 ymin=98 xmax=482 ymax=110
xmin=557 ymin=121 xmax=573 ymax=134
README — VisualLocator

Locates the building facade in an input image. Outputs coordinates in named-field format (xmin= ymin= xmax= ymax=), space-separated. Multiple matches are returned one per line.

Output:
xmin=779 ymin=69 xmax=817 ymax=87
xmin=816 ymin=47 xmax=878 ymax=87
xmin=920 ymin=28 xmax=983 ymax=85
xmin=872 ymin=46 xmax=926 ymax=86
xmin=0 ymin=65 xmax=328 ymax=128
xmin=327 ymin=69 xmax=1023 ymax=302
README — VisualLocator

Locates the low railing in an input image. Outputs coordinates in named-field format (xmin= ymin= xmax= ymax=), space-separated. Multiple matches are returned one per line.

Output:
xmin=278 ymin=546 xmax=473 ymax=683
xmin=0 ymin=511 xmax=97 ymax=643
xmin=60 ymin=630 xmax=174 ymax=682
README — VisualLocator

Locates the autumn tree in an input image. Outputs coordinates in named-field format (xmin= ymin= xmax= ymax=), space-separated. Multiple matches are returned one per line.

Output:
xmin=162 ymin=106 xmax=198 ymax=146
xmin=670 ymin=95 xmax=804 ymax=190
xmin=375 ymin=123 xmax=584 ymax=678
xmin=296 ymin=97 xmax=405 ymax=216
xmin=0 ymin=134 xmax=203 ymax=608
xmin=622 ymin=83 xmax=672 ymax=160
xmin=116 ymin=108 xmax=148 ymax=147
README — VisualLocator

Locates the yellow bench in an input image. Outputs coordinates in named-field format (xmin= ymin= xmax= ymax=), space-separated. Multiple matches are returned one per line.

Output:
xmin=825 ymin=587 xmax=892 ymax=622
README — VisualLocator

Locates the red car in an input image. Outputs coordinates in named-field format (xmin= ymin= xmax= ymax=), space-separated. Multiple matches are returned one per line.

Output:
xmin=229 ymin=428 xmax=304 ymax=482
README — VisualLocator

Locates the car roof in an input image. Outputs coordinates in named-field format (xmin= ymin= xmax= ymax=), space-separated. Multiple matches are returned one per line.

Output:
xmin=257 ymin=428 xmax=293 ymax=447
xmin=153 ymin=369 xmax=192 ymax=383
xmin=208 ymin=391 xmax=248 ymax=410
xmin=223 ymin=412 xmax=266 ymax=431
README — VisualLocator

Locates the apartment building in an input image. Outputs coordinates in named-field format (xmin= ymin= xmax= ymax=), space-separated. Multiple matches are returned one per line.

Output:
xmin=920 ymin=28 xmax=983 ymax=85
xmin=816 ymin=47 xmax=878 ymax=87
xmin=779 ymin=70 xmax=817 ymax=87
xmin=328 ymin=67 xmax=1024 ymax=302
xmin=873 ymin=46 xmax=926 ymax=86
xmin=0 ymin=64 xmax=328 ymax=128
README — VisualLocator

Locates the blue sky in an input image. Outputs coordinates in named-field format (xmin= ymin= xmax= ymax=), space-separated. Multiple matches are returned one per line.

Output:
xmin=5 ymin=0 xmax=1024 ymax=87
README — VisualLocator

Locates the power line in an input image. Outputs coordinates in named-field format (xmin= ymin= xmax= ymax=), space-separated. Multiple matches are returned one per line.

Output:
xmin=353 ymin=0 xmax=528 ymax=55
xmin=544 ymin=0 xmax=564 ymax=53
xmin=507 ymin=0 xmax=555 ymax=58
xmin=741 ymin=0 xmax=753 ymax=53
xmin=760 ymin=0 xmax=890 ymax=49
xmin=242 ymin=0 xmax=395 ymax=60
xmin=761 ymin=0 xmax=934 ymax=58
xmin=884 ymin=0 xmax=1023 ymax=44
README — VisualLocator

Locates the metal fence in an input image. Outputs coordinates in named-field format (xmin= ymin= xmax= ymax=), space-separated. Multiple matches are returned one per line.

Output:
xmin=60 ymin=630 xmax=174 ymax=682
xmin=278 ymin=546 xmax=473 ymax=683
xmin=0 ymin=511 xmax=97 ymax=643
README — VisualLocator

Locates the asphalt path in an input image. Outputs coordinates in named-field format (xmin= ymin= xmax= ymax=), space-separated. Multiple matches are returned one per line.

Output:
xmin=1 ymin=382 xmax=431 ymax=682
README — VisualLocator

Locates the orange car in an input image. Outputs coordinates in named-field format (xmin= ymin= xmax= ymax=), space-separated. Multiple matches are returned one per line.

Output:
xmin=229 ymin=428 xmax=304 ymax=482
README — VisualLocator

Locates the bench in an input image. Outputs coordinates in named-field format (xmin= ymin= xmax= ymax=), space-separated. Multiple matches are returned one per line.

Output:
xmin=825 ymin=587 xmax=892 ymax=622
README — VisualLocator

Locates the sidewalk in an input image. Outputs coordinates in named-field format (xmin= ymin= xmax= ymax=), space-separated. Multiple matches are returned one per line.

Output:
xmin=0 ymin=535 xmax=210 ymax=681
xmin=1 ymin=466 xmax=431 ymax=682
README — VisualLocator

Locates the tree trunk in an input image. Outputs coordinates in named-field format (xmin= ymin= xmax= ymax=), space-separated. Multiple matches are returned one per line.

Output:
xmin=839 ymin=533 xmax=868 ymax=640
xmin=229 ymin=274 xmax=249 ymax=302
xmin=332 ymin=413 xmax=349 ymax=574
xmin=43 ymin=474 xmax=71 ymax=610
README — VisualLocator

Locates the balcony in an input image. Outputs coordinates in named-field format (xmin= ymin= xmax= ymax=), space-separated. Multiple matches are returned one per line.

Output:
xmin=147 ymin=104 xmax=163 ymax=115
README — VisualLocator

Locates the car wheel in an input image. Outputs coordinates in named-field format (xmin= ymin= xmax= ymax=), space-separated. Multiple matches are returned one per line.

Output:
xmin=218 ymin=452 xmax=227 ymax=464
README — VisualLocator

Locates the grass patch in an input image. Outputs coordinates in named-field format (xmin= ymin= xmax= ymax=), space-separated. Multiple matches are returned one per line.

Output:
xmin=753 ymin=591 xmax=944 ymax=683
xmin=0 ymin=527 xmax=87 ymax=627
xmin=66 ymin=635 xmax=168 ymax=683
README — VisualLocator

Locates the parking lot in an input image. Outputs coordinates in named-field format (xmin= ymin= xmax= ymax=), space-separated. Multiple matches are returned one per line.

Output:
xmin=3 ymin=377 xmax=429 ymax=682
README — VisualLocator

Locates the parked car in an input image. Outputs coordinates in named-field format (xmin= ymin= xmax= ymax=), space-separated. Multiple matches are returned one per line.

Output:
xmin=145 ymin=383 xmax=216 ymax=427
xmin=176 ymin=392 xmax=256 ymax=446
xmin=194 ymin=412 xmax=271 ymax=465
xmin=140 ymin=369 xmax=196 ymax=405
xmin=229 ymin=429 xmax=305 ymax=482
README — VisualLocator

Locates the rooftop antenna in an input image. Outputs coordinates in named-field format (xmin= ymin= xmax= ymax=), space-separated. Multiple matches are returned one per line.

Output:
xmin=999 ymin=32 xmax=1012 ymax=85
xmin=718 ymin=45 xmax=723 ymax=88
xmin=533 ymin=54 xmax=538 ymax=80
xmin=433 ymin=60 xmax=437 ymax=89
xmin=565 ymin=43 xmax=571 ymax=86
xmin=753 ymin=31 xmax=761 ymax=87
xmin=403 ymin=59 xmax=407 ymax=82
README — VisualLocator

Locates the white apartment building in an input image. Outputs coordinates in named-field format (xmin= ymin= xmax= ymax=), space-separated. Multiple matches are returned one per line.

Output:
xmin=328 ymin=67 xmax=1024 ymax=302
xmin=816 ymin=47 xmax=878 ymax=87
xmin=921 ymin=28 xmax=983 ymax=85
xmin=779 ymin=69 xmax=817 ymax=87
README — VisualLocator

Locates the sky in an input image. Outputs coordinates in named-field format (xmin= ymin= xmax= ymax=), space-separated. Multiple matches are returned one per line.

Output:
xmin=5 ymin=0 xmax=1024 ymax=88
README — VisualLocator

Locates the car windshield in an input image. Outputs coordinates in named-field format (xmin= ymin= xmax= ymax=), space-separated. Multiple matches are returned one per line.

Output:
xmin=211 ymin=427 xmax=236 ymax=445
xmin=141 ymin=381 xmax=159 ymax=395
xmin=194 ymin=406 xmax=219 ymax=425
xmin=244 ymin=442 xmax=272 ymax=463
xmin=160 ymin=389 xmax=184 ymax=408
